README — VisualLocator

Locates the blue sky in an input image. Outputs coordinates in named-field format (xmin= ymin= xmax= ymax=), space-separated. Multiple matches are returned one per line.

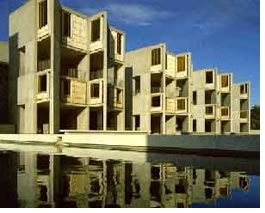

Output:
xmin=1 ymin=0 xmax=260 ymax=105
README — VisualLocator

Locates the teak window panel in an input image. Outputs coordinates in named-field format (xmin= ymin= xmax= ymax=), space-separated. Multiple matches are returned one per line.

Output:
xmin=221 ymin=75 xmax=229 ymax=88
xmin=177 ymin=99 xmax=186 ymax=110
xmin=177 ymin=56 xmax=186 ymax=72
xmin=91 ymin=83 xmax=100 ymax=98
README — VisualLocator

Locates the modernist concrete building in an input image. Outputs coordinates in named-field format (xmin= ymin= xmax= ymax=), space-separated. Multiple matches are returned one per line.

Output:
xmin=192 ymin=69 xmax=250 ymax=134
xmin=232 ymin=82 xmax=251 ymax=133
xmin=125 ymin=43 xmax=192 ymax=134
xmin=9 ymin=0 xmax=125 ymax=134
xmin=125 ymin=43 xmax=251 ymax=135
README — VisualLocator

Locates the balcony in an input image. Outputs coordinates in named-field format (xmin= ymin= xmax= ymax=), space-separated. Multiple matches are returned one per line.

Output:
xmin=205 ymin=105 xmax=216 ymax=119
xmin=60 ymin=77 xmax=87 ymax=105
xmin=220 ymin=107 xmax=230 ymax=119
xmin=240 ymin=110 xmax=248 ymax=122
xmin=166 ymin=98 xmax=175 ymax=113
xmin=176 ymin=97 xmax=188 ymax=114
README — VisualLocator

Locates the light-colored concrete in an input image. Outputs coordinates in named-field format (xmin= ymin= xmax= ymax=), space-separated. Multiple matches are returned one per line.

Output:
xmin=9 ymin=0 xmax=126 ymax=134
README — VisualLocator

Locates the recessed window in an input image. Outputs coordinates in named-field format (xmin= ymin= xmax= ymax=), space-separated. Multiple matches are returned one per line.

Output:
xmin=63 ymin=80 xmax=71 ymax=96
xmin=151 ymin=48 xmax=161 ymax=66
xmin=134 ymin=76 xmax=141 ymax=94
xmin=221 ymin=75 xmax=229 ymax=87
xmin=193 ymin=119 xmax=197 ymax=132
xmin=135 ymin=115 xmax=140 ymax=130
xmin=63 ymin=11 xmax=71 ymax=37
xmin=39 ymin=75 xmax=47 ymax=93
xmin=91 ymin=83 xmax=100 ymax=98
xmin=177 ymin=99 xmax=185 ymax=110
xmin=205 ymin=71 xmax=213 ymax=84
xmin=205 ymin=90 xmax=213 ymax=104
xmin=177 ymin=56 xmax=185 ymax=72
xmin=91 ymin=18 xmax=100 ymax=42
xmin=116 ymin=89 xmax=122 ymax=104
xmin=205 ymin=120 xmax=212 ymax=132
xmin=205 ymin=106 xmax=213 ymax=115
xmin=117 ymin=33 xmax=122 ymax=55
xmin=193 ymin=91 xmax=197 ymax=105
xmin=39 ymin=0 xmax=48 ymax=29
xmin=152 ymin=96 xmax=161 ymax=107
xmin=240 ymin=83 xmax=248 ymax=94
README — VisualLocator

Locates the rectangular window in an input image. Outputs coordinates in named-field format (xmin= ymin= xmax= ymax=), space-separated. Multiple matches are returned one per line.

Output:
xmin=165 ymin=54 xmax=168 ymax=70
xmin=117 ymin=33 xmax=122 ymax=55
xmin=205 ymin=106 xmax=213 ymax=115
xmin=39 ymin=75 xmax=47 ymax=93
xmin=39 ymin=0 xmax=48 ymax=29
xmin=240 ymin=84 xmax=248 ymax=94
xmin=221 ymin=108 xmax=229 ymax=116
xmin=177 ymin=56 xmax=185 ymax=72
xmin=205 ymin=120 xmax=212 ymax=132
xmin=193 ymin=119 xmax=197 ymax=132
xmin=151 ymin=48 xmax=161 ymax=66
xmin=64 ymin=80 xmax=71 ymax=96
xmin=205 ymin=90 xmax=213 ymax=104
xmin=206 ymin=71 xmax=213 ymax=84
xmin=152 ymin=96 xmax=161 ymax=107
xmin=91 ymin=83 xmax=100 ymax=98
xmin=193 ymin=91 xmax=197 ymax=105
xmin=135 ymin=115 xmax=140 ymax=130
xmin=221 ymin=75 xmax=229 ymax=87
xmin=177 ymin=99 xmax=186 ymax=110
xmin=134 ymin=76 xmax=141 ymax=94
xmin=91 ymin=18 xmax=100 ymax=42
xmin=63 ymin=11 xmax=71 ymax=37
xmin=116 ymin=89 xmax=122 ymax=104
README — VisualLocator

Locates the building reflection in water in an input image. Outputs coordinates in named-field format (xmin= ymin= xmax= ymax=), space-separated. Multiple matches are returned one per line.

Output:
xmin=1 ymin=151 xmax=251 ymax=208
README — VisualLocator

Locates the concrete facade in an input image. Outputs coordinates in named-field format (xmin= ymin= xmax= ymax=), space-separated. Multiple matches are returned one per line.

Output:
xmin=125 ymin=44 xmax=251 ymax=135
xmin=125 ymin=43 xmax=192 ymax=134
xmin=192 ymin=69 xmax=250 ymax=134
xmin=9 ymin=0 xmax=125 ymax=134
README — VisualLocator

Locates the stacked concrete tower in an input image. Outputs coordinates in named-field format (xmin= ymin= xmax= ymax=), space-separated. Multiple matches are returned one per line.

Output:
xmin=5 ymin=0 xmax=251 ymax=134
xmin=9 ymin=0 xmax=125 ymax=133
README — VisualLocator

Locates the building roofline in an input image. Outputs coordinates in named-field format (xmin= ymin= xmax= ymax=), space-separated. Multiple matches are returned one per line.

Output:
xmin=126 ymin=42 xmax=166 ymax=54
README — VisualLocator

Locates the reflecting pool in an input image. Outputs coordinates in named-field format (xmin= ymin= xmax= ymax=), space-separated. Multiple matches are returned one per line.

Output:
xmin=0 ymin=145 xmax=260 ymax=208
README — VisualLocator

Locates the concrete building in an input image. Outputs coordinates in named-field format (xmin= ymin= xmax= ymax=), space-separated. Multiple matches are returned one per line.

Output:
xmin=191 ymin=69 xmax=234 ymax=134
xmin=232 ymin=82 xmax=251 ymax=133
xmin=125 ymin=43 xmax=192 ymax=134
xmin=192 ymin=68 xmax=250 ymax=134
xmin=9 ymin=0 xmax=125 ymax=134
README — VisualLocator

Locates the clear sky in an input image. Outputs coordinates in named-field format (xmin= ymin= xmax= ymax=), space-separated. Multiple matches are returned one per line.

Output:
xmin=1 ymin=0 xmax=260 ymax=105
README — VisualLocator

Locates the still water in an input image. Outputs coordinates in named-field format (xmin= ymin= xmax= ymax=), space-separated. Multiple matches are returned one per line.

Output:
xmin=0 ymin=146 xmax=260 ymax=208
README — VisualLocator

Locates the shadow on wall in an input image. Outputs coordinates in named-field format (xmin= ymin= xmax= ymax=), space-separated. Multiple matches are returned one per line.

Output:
xmin=125 ymin=67 xmax=133 ymax=130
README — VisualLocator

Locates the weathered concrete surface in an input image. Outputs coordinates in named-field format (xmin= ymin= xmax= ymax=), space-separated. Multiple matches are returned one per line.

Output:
xmin=0 ymin=133 xmax=260 ymax=156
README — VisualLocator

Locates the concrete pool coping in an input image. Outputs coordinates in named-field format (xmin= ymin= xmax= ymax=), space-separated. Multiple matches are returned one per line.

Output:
xmin=0 ymin=132 xmax=260 ymax=158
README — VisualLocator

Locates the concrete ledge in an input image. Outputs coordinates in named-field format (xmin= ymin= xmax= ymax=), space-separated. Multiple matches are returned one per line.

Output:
xmin=0 ymin=133 xmax=260 ymax=157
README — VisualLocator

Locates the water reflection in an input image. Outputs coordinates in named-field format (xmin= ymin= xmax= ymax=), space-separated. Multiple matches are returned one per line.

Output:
xmin=0 ymin=150 xmax=259 ymax=208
